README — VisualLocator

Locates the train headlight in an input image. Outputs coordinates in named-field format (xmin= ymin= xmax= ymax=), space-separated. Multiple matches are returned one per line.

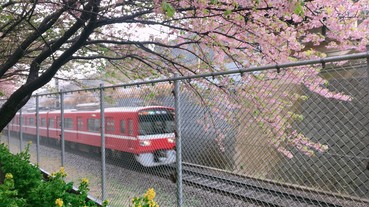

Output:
xmin=168 ymin=138 xmax=175 ymax=143
xmin=139 ymin=140 xmax=151 ymax=146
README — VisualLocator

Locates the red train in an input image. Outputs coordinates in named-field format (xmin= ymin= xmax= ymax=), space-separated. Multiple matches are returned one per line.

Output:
xmin=8 ymin=105 xmax=176 ymax=167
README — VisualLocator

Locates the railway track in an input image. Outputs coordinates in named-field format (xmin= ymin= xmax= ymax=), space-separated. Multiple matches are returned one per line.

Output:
xmin=3 ymin=134 xmax=369 ymax=207
xmin=154 ymin=163 xmax=369 ymax=207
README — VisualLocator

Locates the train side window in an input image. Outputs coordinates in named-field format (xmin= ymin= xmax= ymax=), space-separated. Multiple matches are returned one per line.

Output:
xmin=77 ymin=117 xmax=83 ymax=130
xmin=87 ymin=118 xmax=100 ymax=132
xmin=41 ymin=118 xmax=46 ymax=127
xmin=29 ymin=118 xmax=35 ymax=126
xmin=128 ymin=119 xmax=133 ymax=135
xmin=64 ymin=118 xmax=73 ymax=129
xmin=106 ymin=118 xmax=115 ymax=132
xmin=120 ymin=120 xmax=126 ymax=134
xmin=49 ymin=118 xmax=55 ymax=128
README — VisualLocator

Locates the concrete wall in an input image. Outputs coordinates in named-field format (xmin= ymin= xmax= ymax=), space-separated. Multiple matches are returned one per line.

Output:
xmin=270 ymin=69 xmax=369 ymax=198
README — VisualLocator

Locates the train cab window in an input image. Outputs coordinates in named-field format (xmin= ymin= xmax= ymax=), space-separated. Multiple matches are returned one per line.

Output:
xmin=106 ymin=118 xmax=115 ymax=132
xmin=138 ymin=109 xmax=175 ymax=135
xmin=49 ymin=118 xmax=55 ymax=128
xmin=120 ymin=120 xmax=126 ymax=134
xmin=128 ymin=119 xmax=133 ymax=135
xmin=41 ymin=118 xmax=46 ymax=127
xmin=87 ymin=118 xmax=100 ymax=132
xmin=64 ymin=118 xmax=73 ymax=129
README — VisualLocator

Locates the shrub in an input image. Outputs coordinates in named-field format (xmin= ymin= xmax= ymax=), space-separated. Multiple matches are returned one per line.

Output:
xmin=0 ymin=143 xmax=108 ymax=207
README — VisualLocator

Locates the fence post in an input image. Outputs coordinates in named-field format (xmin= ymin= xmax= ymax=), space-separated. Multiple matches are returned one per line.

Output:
xmin=99 ymin=84 xmax=106 ymax=201
xmin=366 ymin=45 xmax=369 ymax=170
xmin=174 ymin=73 xmax=183 ymax=207
xmin=36 ymin=94 xmax=40 ymax=164
xmin=60 ymin=90 xmax=65 ymax=167
xmin=19 ymin=108 xmax=23 ymax=152
xmin=7 ymin=124 xmax=10 ymax=150
xmin=366 ymin=45 xmax=369 ymax=74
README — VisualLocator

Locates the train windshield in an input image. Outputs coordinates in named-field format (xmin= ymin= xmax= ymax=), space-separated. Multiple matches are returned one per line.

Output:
xmin=138 ymin=109 xmax=175 ymax=135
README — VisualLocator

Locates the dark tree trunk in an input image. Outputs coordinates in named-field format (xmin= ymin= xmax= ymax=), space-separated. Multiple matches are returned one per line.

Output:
xmin=0 ymin=0 xmax=100 ymax=132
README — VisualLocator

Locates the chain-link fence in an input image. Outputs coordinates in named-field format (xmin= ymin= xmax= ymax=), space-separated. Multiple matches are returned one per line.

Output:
xmin=1 ymin=52 xmax=369 ymax=207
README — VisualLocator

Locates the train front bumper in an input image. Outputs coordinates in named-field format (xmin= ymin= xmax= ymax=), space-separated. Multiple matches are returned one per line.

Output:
xmin=135 ymin=150 xmax=176 ymax=167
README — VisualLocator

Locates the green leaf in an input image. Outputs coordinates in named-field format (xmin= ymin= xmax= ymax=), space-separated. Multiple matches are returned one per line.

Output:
xmin=161 ymin=2 xmax=175 ymax=18
xmin=294 ymin=2 xmax=304 ymax=16
xmin=258 ymin=122 xmax=264 ymax=128
xmin=210 ymin=0 xmax=218 ymax=4
xmin=324 ymin=80 xmax=329 ymax=87
xmin=224 ymin=9 xmax=232 ymax=17
xmin=299 ymin=95 xmax=308 ymax=101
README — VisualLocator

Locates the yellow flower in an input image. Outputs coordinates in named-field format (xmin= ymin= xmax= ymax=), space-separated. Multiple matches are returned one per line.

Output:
xmin=81 ymin=178 xmax=89 ymax=185
xmin=59 ymin=167 xmax=67 ymax=177
xmin=325 ymin=7 xmax=333 ymax=15
xmin=148 ymin=200 xmax=158 ymax=207
xmin=28 ymin=141 xmax=32 ymax=145
xmin=55 ymin=198 xmax=63 ymax=207
xmin=5 ymin=173 xmax=13 ymax=179
xmin=49 ymin=172 xmax=56 ymax=178
xmin=144 ymin=188 xmax=156 ymax=201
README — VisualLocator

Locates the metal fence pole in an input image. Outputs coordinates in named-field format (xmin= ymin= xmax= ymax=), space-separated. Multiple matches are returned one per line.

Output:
xmin=366 ymin=45 xmax=369 ymax=76
xmin=19 ymin=108 xmax=23 ymax=152
xmin=7 ymin=124 xmax=10 ymax=150
xmin=366 ymin=45 xmax=369 ymax=172
xmin=36 ymin=94 xmax=40 ymax=164
xmin=100 ymin=84 xmax=106 ymax=201
xmin=174 ymin=73 xmax=183 ymax=207
xmin=60 ymin=90 xmax=65 ymax=167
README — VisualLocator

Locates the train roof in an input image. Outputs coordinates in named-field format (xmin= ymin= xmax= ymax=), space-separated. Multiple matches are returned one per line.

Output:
xmin=20 ymin=106 xmax=173 ymax=115
xmin=104 ymin=106 xmax=173 ymax=113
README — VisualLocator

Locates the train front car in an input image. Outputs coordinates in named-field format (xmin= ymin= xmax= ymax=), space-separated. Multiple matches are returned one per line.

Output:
xmin=134 ymin=107 xmax=176 ymax=167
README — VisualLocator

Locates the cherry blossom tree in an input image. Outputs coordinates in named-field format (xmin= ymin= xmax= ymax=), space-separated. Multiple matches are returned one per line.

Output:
xmin=0 ymin=81 xmax=14 ymax=97
xmin=0 ymin=0 xmax=368 ymax=157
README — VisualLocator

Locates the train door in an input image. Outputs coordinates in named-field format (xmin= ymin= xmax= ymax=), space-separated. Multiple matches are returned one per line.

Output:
xmin=105 ymin=117 xmax=114 ymax=133
xmin=119 ymin=119 xmax=126 ymax=150
xmin=105 ymin=117 xmax=114 ymax=148
xmin=77 ymin=117 xmax=83 ymax=139
xmin=127 ymin=118 xmax=134 ymax=150
xmin=56 ymin=116 xmax=61 ymax=141
xmin=47 ymin=118 xmax=54 ymax=139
